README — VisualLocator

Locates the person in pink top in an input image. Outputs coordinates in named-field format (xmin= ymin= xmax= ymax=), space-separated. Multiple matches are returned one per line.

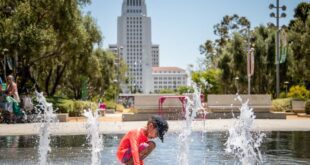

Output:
xmin=117 ymin=115 xmax=169 ymax=165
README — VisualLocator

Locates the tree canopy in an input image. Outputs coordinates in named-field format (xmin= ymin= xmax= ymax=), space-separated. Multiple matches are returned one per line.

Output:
xmin=198 ymin=3 xmax=310 ymax=97
xmin=0 ymin=0 xmax=126 ymax=100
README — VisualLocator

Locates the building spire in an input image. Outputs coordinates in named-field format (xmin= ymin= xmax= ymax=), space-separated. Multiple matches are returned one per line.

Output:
xmin=122 ymin=0 xmax=147 ymax=16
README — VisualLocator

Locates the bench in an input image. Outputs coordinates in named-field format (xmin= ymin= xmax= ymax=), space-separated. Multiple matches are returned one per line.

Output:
xmin=121 ymin=94 xmax=187 ymax=121
xmin=207 ymin=95 xmax=272 ymax=113
xmin=206 ymin=94 xmax=287 ymax=119
xmin=133 ymin=106 xmax=182 ymax=114
xmin=134 ymin=94 xmax=185 ymax=113
xmin=292 ymin=100 xmax=305 ymax=113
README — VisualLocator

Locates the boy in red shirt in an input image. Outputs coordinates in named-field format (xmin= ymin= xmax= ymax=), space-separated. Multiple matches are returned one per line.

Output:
xmin=117 ymin=115 xmax=169 ymax=165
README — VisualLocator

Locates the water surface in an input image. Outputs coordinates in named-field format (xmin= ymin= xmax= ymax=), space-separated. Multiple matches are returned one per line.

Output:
xmin=0 ymin=131 xmax=309 ymax=164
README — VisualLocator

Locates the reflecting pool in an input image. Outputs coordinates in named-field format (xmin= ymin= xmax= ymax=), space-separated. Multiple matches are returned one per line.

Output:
xmin=0 ymin=131 xmax=310 ymax=164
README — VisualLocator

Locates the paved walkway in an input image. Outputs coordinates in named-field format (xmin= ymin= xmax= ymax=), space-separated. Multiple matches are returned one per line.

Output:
xmin=1 ymin=118 xmax=310 ymax=136
xmin=67 ymin=113 xmax=123 ymax=122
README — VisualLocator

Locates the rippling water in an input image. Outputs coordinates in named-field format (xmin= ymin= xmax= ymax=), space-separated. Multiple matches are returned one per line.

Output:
xmin=0 ymin=131 xmax=309 ymax=165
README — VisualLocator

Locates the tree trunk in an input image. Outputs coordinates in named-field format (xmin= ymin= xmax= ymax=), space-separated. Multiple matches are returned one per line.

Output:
xmin=45 ymin=68 xmax=53 ymax=96
xmin=19 ymin=65 xmax=41 ymax=93
xmin=49 ymin=64 xmax=67 ymax=96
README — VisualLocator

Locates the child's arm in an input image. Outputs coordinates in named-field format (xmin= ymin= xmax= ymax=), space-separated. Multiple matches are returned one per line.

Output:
xmin=128 ymin=130 xmax=141 ymax=165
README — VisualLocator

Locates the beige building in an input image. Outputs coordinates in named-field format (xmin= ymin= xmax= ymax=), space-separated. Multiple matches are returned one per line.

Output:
xmin=152 ymin=67 xmax=188 ymax=93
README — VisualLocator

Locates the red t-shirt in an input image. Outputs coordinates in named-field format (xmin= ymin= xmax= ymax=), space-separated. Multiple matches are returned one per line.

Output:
xmin=117 ymin=128 xmax=148 ymax=165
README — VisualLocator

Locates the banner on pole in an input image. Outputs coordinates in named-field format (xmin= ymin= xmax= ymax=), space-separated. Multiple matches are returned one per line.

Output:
xmin=280 ymin=30 xmax=287 ymax=64
xmin=247 ymin=48 xmax=255 ymax=77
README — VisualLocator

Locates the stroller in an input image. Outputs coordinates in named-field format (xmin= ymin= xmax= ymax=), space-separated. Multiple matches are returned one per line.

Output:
xmin=20 ymin=93 xmax=49 ymax=123
xmin=20 ymin=94 xmax=43 ymax=123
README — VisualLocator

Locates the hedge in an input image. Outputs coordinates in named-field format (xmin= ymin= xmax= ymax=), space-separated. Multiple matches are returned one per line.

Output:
xmin=272 ymin=98 xmax=292 ymax=112
xmin=47 ymin=97 xmax=97 ymax=117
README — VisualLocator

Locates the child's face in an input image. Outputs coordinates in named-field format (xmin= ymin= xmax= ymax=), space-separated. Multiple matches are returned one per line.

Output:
xmin=147 ymin=123 xmax=158 ymax=139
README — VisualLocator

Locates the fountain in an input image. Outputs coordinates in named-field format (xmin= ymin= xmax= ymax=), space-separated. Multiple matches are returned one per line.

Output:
xmin=84 ymin=109 xmax=103 ymax=165
xmin=177 ymin=83 xmax=204 ymax=165
xmin=35 ymin=91 xmax=103 ymax=165
xmin=35 ymin=91 xmax=57 ymax=165
xmin=0 ymin=89 xmax=309 ymax=164
xmin=225 ymin=95 xmax=266 ymax=164
xmin=177 ymin=81 xmax=265 ymax=165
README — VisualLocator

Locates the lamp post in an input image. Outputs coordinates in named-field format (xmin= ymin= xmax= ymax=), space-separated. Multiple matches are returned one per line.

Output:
xmin=235 ymin=76 xmax=239 ymax=94
xmin=284 ymin=81 xmax=289 ymax=97
xmin=269 ymin=0 xmax=286 ymax=98
xmin=247 ymin=46 xmax=255 ymax=95
xmin=243 ymin=26 xmax=254 ymax=95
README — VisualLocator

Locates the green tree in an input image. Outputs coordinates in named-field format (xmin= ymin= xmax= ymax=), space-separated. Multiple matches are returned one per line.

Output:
xmin=213 ymin=14 xmax=250 ymax=47
xmin=0 ymin=0 xmax=103 ymax=98
xmin=198 ymin=3 xmax=310 ymax=96
xmin=218 ymin=54 xmax=231 ymax=93
xmin=251 ymin=25 xmax=273 ymax=93
xmin=288 ymin=2 xmax=310 ymax=86
xmin=199 ymin=40 xmax=216 ymax=68
xmin=191 ymin=69 xmax=222 ymax=94
xmin=177 ymin=86 xmax=194 ymax=94
xmin=199 ymin=15 xmax=251 ymax=94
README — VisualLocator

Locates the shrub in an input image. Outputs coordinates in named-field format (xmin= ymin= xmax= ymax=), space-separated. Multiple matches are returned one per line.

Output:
xmin=71 ymin=101 xmax=97 ymax=117
xmin=121 ymin=107 xmax=137 ymax=113
xmin=104 ymin=100 xmax=116 ymax=109
xmin=46 ymin=97 xmax=74 ymax=114
xmin=305 ymin=100 xmax=310 ymax=114
xmin=159 ymin=89 xmax=176 ymax=94
xmin=57 ymin=99 xmax=74 ymax=114
xmin=279 ymin=92 xmax=287 ymax=98
xmin=116 ymin=104 xmax=125 ymax=112
xmin=177 ymin=86 xmax=194 ymax=94
xmin=47 ymin=97 xmax=98 ymax=117
xmin=272 ymin=98 xmax=292 ymax=112
xmin=287 ymin=85 xmax=310 ymax=100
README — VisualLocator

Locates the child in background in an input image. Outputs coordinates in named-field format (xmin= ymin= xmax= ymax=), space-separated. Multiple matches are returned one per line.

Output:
xmin=117 ymin=115 xmax=169 ymax=165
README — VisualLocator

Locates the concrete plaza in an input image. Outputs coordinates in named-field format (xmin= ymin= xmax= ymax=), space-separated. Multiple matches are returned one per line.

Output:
xmin=0 ymin=114 xmax=310 ymax=136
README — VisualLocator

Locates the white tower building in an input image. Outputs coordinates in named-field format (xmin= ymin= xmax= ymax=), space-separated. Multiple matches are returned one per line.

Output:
xmin=151 ymin=45 xmax=159 ymax=67
xmin=109 ymin=0 xmax=158 ymax=94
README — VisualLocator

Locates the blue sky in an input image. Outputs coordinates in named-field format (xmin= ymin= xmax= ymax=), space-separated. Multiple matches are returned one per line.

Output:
xmin=83 ymin=0 xmax=308 ymax=70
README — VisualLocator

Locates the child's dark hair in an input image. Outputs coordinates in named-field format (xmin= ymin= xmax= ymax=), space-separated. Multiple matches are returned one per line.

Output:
xmin=148 ymin=115 xmax=169 ymax=142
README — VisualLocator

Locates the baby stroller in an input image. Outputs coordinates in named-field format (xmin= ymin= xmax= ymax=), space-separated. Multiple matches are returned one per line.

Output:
xmin=20 ymin=92 xmax=50 ymax=123
xmin=20 ymin=94 xmax=41 ymax=123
